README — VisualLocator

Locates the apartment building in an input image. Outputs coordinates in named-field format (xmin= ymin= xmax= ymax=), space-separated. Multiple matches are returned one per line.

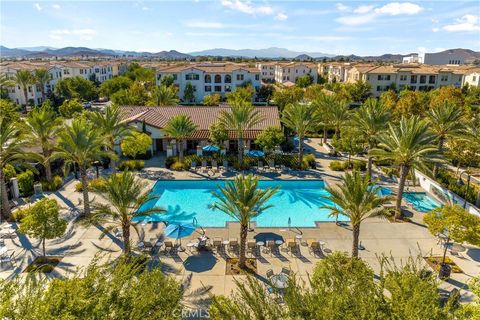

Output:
xmin=318 ymin=62 xmax=356 ymax=83
xmin=156 ymin=63 xmax=261 ymax=103
xmin=255 ymin=62 xmax=276 ymax=83
xmin=274 ymin=62 xmax=318 ymax=84
xmin=422 ymin=52 xmax=465 ymax=65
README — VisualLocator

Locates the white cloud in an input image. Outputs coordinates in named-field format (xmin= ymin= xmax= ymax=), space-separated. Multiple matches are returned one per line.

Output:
xmin=275 ymin=13 xmax=288 ymax=21
xmin=336 ymin=3 xmax=350 ymax=12
xmin=49 ymin=29 xmax=97 ymax=41
xmin=184 ymin=20 xmax=225 ymax=29
xmin=34 ymin=3 xmax=42 ymax=11
xmin=374 ymin=2 xmax=423 ymax=15
xmin=220 ymin=0 xmax=273 ymax=16
xmin=442 ymin=14 xmax=480 ymax=32
xmin=336 ymin=13 xmax=377 ymax=26
xmin=52 ymin=4 xmax=60 ymax=10
xmin=354 ymin=5 xmax=374 ymax=14
xmin=142 ymin=6 xmax=149 ymax=11
xmin=432 ymin=27 xmax=439 ymax=32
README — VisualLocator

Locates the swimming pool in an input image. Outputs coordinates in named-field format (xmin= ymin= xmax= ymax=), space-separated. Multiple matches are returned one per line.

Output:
xmin=133 ymin=180 xmax=348 ymax=227
xmin=403 ymin=192 xmax=441 ymax=212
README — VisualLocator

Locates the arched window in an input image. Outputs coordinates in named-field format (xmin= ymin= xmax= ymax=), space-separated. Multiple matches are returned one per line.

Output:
xmin=205 ymin=74 xmax=211 ymax=83
xmin=214 ymin=74 xmax=222 ymax=83
xmin=225 ymin=75 xmax=231 ymax=83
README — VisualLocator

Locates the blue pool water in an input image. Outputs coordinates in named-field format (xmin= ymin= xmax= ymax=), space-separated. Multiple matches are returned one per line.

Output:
xmin=403 ymin=192 xmax=441 ymax=212
xmin=134 ymin=180 xmax=348 ymax=227
xmin=374 ymin=185 xmax=393 ymax=196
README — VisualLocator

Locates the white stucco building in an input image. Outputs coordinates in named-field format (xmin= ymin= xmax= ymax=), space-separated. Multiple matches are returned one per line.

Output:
xmin=274 ymin=62 xmax=318 ymax=84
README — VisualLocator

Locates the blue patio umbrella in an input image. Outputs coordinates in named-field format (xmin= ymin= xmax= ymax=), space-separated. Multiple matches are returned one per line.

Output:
xmin=247 ymin=150 xmax=265 ymax=157
xmin=164 ymin=223 xmax=196 ymax=251
xmin=202 ymin=145 xmax=220 ymax=152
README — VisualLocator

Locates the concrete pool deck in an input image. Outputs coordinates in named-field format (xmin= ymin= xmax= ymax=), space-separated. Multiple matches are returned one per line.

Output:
xmin=1 ymin=138 xmax=479 ymax=305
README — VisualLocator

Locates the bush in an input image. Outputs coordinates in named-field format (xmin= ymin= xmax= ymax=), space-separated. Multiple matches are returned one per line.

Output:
xmin=75 ymin=178 xmax=108 ymax=192
xmin=352 ymin=160 xmax=367 ymax=171
xmin=329 ymin=161 xmax=345 ymax=171
xmin=3 ymin=164 xmax=16 ymax=180
xmin=303 ymin=154 xmax=316 ymax=169
xmin=17 ymin=170 xmax=35 ymax=196
xmin=118 ymin=160 xmax=144 ymax=171
xmin=165 ymin=156 xmax=177 ymax=169
xmin=121 ymin=132 xmax=152 ymax=159
xmin=11 ymin=207 xmax=30 ymax=222
xmin=41 ymin=176 xmax=63 ymax=191
xmin=58 ymin=99 xmax=84 ymax=118
xmin=171 ymin=161 xmax=185 ymax=171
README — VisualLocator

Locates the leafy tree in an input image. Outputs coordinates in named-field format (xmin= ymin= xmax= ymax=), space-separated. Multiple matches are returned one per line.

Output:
xmin=380 ymin=90 xmax=398 ymax=110
xmin=344 ymin=80 xmax=372 ymax=103
xmin=429 ymin=86 xmax=464 ymax=110
xmin=272 ymin=87 xmax=304 ymax=111
xmin=304 ymin=84 xmax=325 ymax=102
xmin=54 ymin=119 xmax=107 ymax=216
xmin=295 ymin=74 xmax=313 ymax=88
xmin=209 ymin=122 xmax=228 ymax=147
xmin=111 ymin=81 xmax=149 ymax=106
xmin=90 ymin=104 xmax=130 ymax=172
xmin=0 ymin=258 xmax=184 ymax=319
xmin=183 ymin=82 xmax=195 ymax=104
xmin=89 ymin=171 xmax=165 ymax=255
xmin=394 ymin=89 xmax=429 ymax=118
xmin=34 ymin=69 xmax=51 ymax=102
xmin=162 ymin=115 xmax=198 ymax=163
xmin=18 ymin=198 xmax=67 ymax=257
xmin=147 ymin=85 xmax=179 ymax=106
xmin=371 ymin=117 xmax=441 ymax=220
xmin=351 ymin=98 xmax=391 ymax=177
xmin=282 ymin=103 xmax=320 ymax=165
xmin=321 ymin=171 xmax=389 ymax=257
xmin=0 ymin=99 xmax=20 ymax=125
xmin=58 ymin=99 xmax=84 ymax=118
xmin=219 ymin=102 xmax=264 ymax=166
xmin=160 ymin=74 xmax=175 ymax=87
xmin=257 ymin=84 xmax=274 ymax=103
xmin=99 ymin=76 xmax=132 ymax=98
xmin=424 ymin=205 xmax=480 ymax=264
xmin=24 ymin=101 xmax=63 ymax=182
xmin=14 ymin=70 xmax=35 ymax=108
xmin=332 ymin=125 xmax=364 ymax=167
xmin=203 ymin=93 xmax=221 ymax=106
xmin=211 ymin=174 xmax=278 ymax=269
xmin=121 ymin=131 xmax=152 ymax=159
xmin=255 ymin=126 xmax=284 ymax=152
xmin=55 ymin=76 xmax=97 ymax=101
xmin=227 ymin=86 xmax=254 ymax=104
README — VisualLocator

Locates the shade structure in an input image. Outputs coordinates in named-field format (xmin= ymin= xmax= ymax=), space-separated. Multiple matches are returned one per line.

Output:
xmin=247 ymin=150 xmax=265 ymax=157
xmin=164 ymin=223 xmax=196 ymax=239
xmin=202 ymin=145 xmax=220 ymax=152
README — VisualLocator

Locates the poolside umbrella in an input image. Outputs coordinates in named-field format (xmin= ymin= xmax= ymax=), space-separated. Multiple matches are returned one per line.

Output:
xmin=164 ymin=223 xmax=196 ymax=251
xmin=247 ymin=150 xmax=265 ymax=157
xmin=202 ymin=145 xmax=220 ymax=152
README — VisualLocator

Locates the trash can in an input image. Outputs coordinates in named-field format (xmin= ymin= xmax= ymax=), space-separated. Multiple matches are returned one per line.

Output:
xmin=439 ymin=263 xmax=452 ymax=280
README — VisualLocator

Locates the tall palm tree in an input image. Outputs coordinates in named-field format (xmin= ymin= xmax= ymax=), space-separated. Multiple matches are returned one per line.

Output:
xmin=219 ymin=102 xmax=264 ymax=167
xmin=0 ymin=74 xmax=15 ymax=93
xmin=89 ymin=171 xmax=165 ymax=255
xmin=426 ymin=101 xmax=464 ymax=176
xmin=14 ymin=70 xmax=35 ymax=108
xmin=329 ymin=99 xmax=350 ymax=139
xmin=370 ymin=117 xmax=441 ymax=220
xmin=54 ymin=119 xmax=107 ymax=217
xmin=34 ymin=69 xmax=51 ymax=103
xmin=163 ymin=114 xmax=197 ymax=164
xmin=313 ymin=93 xmax=335 ymax=144
xmin=211 ymin=174 xmax=278 ymax=269
xmin=24 ymin=102 xmax=63 ymax=182
xmin=321 ymin=171 xmax=390 ymax=258
xmin=90 ymin=104 xmax=130 ymax=172
xmin=148 ymin=85 xmax=179 ymax=106
xmin=282 ymin=102 xmax=320 ymax=165
xmin=351 ymin=98 xmax=392 ymax=178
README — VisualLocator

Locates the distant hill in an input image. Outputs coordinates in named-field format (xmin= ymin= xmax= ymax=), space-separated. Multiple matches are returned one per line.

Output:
xmin=294 ymin=54 xmax=313 ymax=61
xmin=436 ymin=48 xmax=480 ymax=62
xmin=188 ymin=47 xmax=334 ymax=58
xmin=0 ymin=45 xmax=32 ymax=57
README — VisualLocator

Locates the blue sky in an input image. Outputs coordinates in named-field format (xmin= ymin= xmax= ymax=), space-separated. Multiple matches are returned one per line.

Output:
xmin=1 ymin=1 xmax=479 ymax=55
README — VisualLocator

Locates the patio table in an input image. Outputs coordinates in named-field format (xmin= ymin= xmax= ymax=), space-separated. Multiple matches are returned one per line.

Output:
xmin=271 ymin=274 xmax=289 ymax=289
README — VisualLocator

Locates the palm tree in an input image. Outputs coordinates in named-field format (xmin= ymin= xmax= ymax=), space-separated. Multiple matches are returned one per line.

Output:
xmin=24 ymin=102 xmax=63 ymax=182
xmin=370 ymin=117 xmax=441 ymax=220
xmin=34 ymin=69 xmax=51 ymax=103
xmin=313 ymin=93 xmax=335 ymax=145
xmin=426 ymin=101 xmax=464 ymax=176
xmin=351 ymin=98 xmax=391 ymax=178
xmin=329 ymin=99 xmax=350 ymax=139
xmin=0 ymin=74 xmax=15 ymax=93
xmin=90 ymin=104 xmax=130 ymax=172
xmin=163 ymin=114 xmax=197 ymax=164
xmin=14 ymin=70 xmax=35 ymax=108
xmin=54 ymin=119 xmax=107 ymax=217
xmin=211 ymin=174 xmax=278 ymax=269
xmin=148 ymin=85 xmax=179 ymax=106
xmin=0 ymin=117 xmax=29 ymax=220
xmin=89 ymin=171 xmax=165 ymax=255
xmin=219 ymin=102 xmax=264 ymax=167
xmin=282 ymin=103 xmax=320 ymax=165
xmin=321 ymin=171 xmax=390 ymax=258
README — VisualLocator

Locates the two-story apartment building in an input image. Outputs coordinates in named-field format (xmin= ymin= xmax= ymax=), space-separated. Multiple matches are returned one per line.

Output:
xmin=274 ymin=62 xmax=318 ymax=84
xmin=156 ymin=63 xmax=261 ymax=103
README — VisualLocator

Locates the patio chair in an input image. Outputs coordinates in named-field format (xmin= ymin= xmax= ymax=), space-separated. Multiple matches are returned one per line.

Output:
xmin=286 ymin=239 xmax=297 ymax=256
xmin=0 ymin=251 xmax=15 ymax=267
xmin=212 ymin=238 xmax=223 ymax=253
xmin=201 ymin=161 xmax=208 ymax=174
xmin=266 ymin=240 xmax=276 ymax=256
xmin=266 ymin=269 xmax=274 ymax=279
xmin=212 ymin=161 xmax=219 ymax=174
xmin=228 ymin=238 xmax=238 ymax=255
xmin=307 ymin=239 xmax=320 ymax=256
xmin=247 ymin=240 xmax=257 ymax=256
xmin=163 ymin=241 xmax=174 ymax=254
xmin=190 ymin=161 xmax=197 ymax=171
xmin=142 ymin=241 xmax=154 ymax=253
xmin=281 ymin=267 xmax=291 ymax=276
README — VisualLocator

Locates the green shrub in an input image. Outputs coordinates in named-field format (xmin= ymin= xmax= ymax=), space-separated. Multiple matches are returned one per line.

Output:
xmin=41 ymin=176 xmax=63 ymax=191
xmin=171 ymin=161 xmax=185 ymax=171
xmin=75 ymin=182 xmax=83 ymax=192
xmin=75 ymin=178 xmax=108 ymax=192
xmin=352 ymin=160 xmax=367 ymax=171
xmin=17 ymin=170 xmax=35 ymax=196
xmin=329 ymin=161 xmax=345 ymax=171
xmin=303 ymin=154 xmax=316 ymax=168
xmin=118 ymin=160 xmax=144 ymax=171
xmin=11 ymin=207 xmax=30 ymax=222
xmin=3 ymin=164 xmax=16 ymax=180
xmin=165 ymin=156 xmax=177 ymax=169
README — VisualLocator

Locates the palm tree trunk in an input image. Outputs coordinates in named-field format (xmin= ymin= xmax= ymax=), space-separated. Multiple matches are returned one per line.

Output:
xmin=122 ymin=220 xmax=131 ymax=256
xmin=79 ymin=165 xmax=91 ymax=217
xmin=323 ymin=126 xmax=328 ymax=144
xmin=0 ymin=168 xmax=12 ymax=221
xmin=43 ymin=148 xmax=52 ymax=183
xmin=239 ymin=223 xmax=248 ymax=269
xmin=298 ymin=135 xmax=304 ymax=167
xmin=42 ymin=238 xmax=46 ymax=257
xmin=433 ymin=138 xmax=444 ymax=177
xmin=335 ymin=125 xmax=340 ymax=139
xmin=395 ymin=165 xmax=409 ymax=221
xmin=179 ymin=139 xmax=184 ymax=163
xmin=23 ymin=86 xmax=28 ymax=110
xmin=367 ymin=156 xmax=373 ymax=180
xmin=238 ymin=137 xmax=244 ymax=167
xmin=352 ymin=223 xmax=360 ymax=258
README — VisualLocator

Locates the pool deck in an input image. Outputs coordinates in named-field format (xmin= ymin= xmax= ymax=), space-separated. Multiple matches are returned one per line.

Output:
xmin=1 ymin=138 xmax=479 ymax=306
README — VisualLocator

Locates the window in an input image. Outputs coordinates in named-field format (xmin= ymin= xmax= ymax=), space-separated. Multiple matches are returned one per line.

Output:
xmin=473 ymin=76 xmax=477 ymax=81
xmin=214 ymin=74 xmax=222 ymax=83
xmin=95 ymin=68 xmax=99 ymax=73
xmin=204 ymin=74 xmax=211 ymax=83
xmin=295 ymin=70 xmax=298 ymax=73
xmin=400 ymin=75 xmax=407 ymax=81
xmin=28 ymin=86 xmax=32 ymax=93
xmin=410 ymin=75 xmax=417 ymax=84
xmin=236 ymin=74 xmax=244 ymax=81
xmin=377 ymin=75 xmax=391 ymax=81
xmin=80 ymin=69 xmax=84 ymax=74
xmin=214 ymin=85 xmax=221 ymax=92
xmin=420 ymin=75 xmax=426 ymax=84
xmin=255 ymin=74 xmax=259 ymax=81
xmin=225 ymin=85 xmax=231 ymax=92
xmin=205 ymin=85 xmax=212 ymax=92
xmin=225 ymin=75 xmax=231 ymax=83
xmin=185 ymin=73 xmax=199 ymax=80
xmin=441 ymin=75 xmax=448 ymax=81
xmin=157 ymin=74 xmax=162 ymax=81
xmin=428 ymin=75 xmax=436 ymax=84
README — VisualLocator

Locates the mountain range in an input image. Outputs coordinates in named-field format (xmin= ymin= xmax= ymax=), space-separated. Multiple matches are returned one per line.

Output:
xmin=1 ymin=45 xmax=479 ymax=62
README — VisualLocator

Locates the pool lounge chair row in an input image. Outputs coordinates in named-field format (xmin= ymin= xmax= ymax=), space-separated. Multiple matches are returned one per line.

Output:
xmin=189 ymin=160 xmax=293 ymax=174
